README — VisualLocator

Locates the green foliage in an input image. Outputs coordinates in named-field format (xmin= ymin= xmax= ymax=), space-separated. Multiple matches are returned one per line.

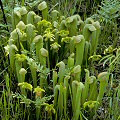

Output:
xmin=97 ymin=0 xmax=120 ymax=23
xmin=92 ymin=0 xmax=120 ymax=51
xmin=0 ymin=0 xmax=120 ymax=120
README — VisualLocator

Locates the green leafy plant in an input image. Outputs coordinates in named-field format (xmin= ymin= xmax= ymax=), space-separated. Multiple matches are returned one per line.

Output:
xmin=1 ymin=0 xmax=120 ymax=120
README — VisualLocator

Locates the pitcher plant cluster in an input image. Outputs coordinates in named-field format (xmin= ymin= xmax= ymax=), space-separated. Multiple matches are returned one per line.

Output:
xmin=3 ymin=1 xmax=120 ymax=120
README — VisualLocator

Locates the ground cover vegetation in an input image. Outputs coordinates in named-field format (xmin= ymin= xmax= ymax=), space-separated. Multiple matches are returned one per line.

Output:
xmin=0 ymin=0 xmax=120 ymax=120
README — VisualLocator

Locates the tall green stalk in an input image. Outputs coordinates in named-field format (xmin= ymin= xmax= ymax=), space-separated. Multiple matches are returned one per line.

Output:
xmin=58 ymin=84 xmax=64 ymax=119
xmin=82 ymin=69 xmax=90 ymax=104
xmin=12 ymin=10 xmax=21 ymax=29
xmin=33 ymin=35 xmax=43 ymax=61
xmin=19 ymin=7 xmax=28 ymax=24
xmin=21 ymin=0 xmax=25 ymax=6
xmin=67 ymin=53 xmax=74 ymax=69
xmin=72 ymin=81 xmax=84 ymax=120
xmin=88 ymin=76 xmax=98 ymax=101
xmin=38 ymin=1 xmax=48 ymax=20
xmin=54 ymin=85 xmax=60 ymax=109
xmin=34 ymin=15 xmax=41 ymax=28
xmin=15 ymin=54 xmax=26 ymax=83
xmin=8 ymin=43 xmax=18 ymax=73
xmin=90 ymin=21 xmax=101 ymax=55
xmin=53 ymin=70 xmax=58 ymax=90
xmin=97 ymin=72 xmax=109 ymax=104
xmin=56 ymin=61 xmax=65 ymax=84
xmin=73 ymin=35 xmax=85 ymax=66
xmin=83 ymin=24 xmax=96 ymax=42
xmin=26 ymin=24 xmax=36 ymax=46
xmin=63 ymin=75 xmax=70 ymax=118
xmin=27 ymin=11 xmax=36 ymax=24
xmin=71 ymin=65 xmax=81 ymax=82
xmin=51 ymin=10 xmax=59 ymax=22
xmin=39 ymin=48 xmax=48 ymax=69
xmin=72 ymin=81 xmax=78 ymax=112
xmin=83 ymin=41 xmax=91 ymax=67
xmin=19 ymin=68 xmax=27 ymax=95
xmin=27 ymin=58 xmax=37 ymax=88
xmin=66 ymin=15 xmax=80 ymax=53
xmin=66 ymin=15 xmax=79 ymax=36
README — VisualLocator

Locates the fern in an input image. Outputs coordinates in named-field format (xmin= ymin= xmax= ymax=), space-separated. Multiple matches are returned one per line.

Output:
xmin=97 ymin=0 xmax=120 ymax=23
